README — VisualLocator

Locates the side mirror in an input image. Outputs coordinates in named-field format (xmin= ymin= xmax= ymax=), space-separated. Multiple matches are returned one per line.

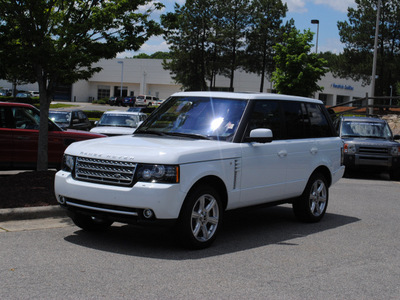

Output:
xmin=394 ymin=135 xmax=400 ymax=141
xmin=245 ymin=128 xmax=273 ymax=143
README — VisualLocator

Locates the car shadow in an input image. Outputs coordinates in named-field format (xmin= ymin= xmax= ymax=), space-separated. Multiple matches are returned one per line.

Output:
xmin=344 ymin=170 xmax=392 ymax=181
xmin=63 ymin=205 xmax=360 ymax=259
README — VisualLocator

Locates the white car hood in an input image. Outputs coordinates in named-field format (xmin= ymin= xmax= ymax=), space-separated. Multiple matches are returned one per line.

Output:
xmin=65 ymin=135 xmax=241 ymax=164
xmin=90 ymin=126 xmax=136 ymax=135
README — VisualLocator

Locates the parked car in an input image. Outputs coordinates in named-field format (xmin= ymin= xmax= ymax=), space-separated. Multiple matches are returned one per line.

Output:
xmin=16 ymin=92 xmax=31 ymax=98
xmin=0 ymin=102 xmax=105 ymax=170
xmin=334 ymin=116 xmax=400 ymax=179
xmin=135 ymin=95 xmax=159 ymax=107
xmin=49 ymin=109 xmax=91 ymax=131
xmin=108 ymin=96 xmax=123 ymax=106
xmin=123 ymin=97 xmax=136 ymax=107
xmin=55 ymin=91 xmax=345 ymax=249
xmin=0 ymin=89 xmax=12 ymax=96
xmin=127 ymin=107 xmax=146 ymax=113
xmin=90 ymin=110 xmax=147 ymax=136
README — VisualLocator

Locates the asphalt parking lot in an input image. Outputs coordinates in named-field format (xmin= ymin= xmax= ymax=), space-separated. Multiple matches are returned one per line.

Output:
xmin=0 ymin=173 xmax=399 ymax=299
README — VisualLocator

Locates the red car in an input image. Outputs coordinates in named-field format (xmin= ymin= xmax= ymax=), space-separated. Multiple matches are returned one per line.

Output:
xmin=0 ymin=102 xmax=105 ymax=170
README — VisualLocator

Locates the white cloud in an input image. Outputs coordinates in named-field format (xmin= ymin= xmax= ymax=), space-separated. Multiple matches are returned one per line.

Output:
xmin=116 ymin=36 xmax=170 ymax=58
xmin=284 ymin=0 xmax=308 ymax=13
xmin=313 ymin=0 xmax=356 ymax=13
xmin=285 ymin=0 xmax=356 ymax=14
xmin=319 ymin=38 xmax=345 ymax=54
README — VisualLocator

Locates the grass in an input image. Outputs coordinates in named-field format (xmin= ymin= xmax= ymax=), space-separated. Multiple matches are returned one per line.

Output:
xmin=49 ymin=103 xmax=77 ymax=109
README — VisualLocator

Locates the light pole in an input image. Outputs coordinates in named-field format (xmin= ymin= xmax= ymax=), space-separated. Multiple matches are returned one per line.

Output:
xmin=117 ymin=60 xmax=124 ymax=98
xmin=311 ymin=19 xmax=319 ymax=53
xmin=370 ymin=0 xmax=381 ymax=115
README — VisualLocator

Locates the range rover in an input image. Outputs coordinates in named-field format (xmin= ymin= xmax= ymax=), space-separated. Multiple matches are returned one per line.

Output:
xmin=55 ymin=92 xmax=345 ymax=249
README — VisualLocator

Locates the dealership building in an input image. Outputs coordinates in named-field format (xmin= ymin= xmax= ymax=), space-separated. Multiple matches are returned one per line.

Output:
xmin=1 ymin=58 xmax=370 ymax=106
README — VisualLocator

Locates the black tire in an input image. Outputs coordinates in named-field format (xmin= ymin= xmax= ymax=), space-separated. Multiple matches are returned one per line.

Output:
xmin=293 ymin=173 xmax=328 ymax=223
xmin=69 ymin=212 xmax=113 ymax=231
xmin=177 ymin=185 xmax=223 ymax=249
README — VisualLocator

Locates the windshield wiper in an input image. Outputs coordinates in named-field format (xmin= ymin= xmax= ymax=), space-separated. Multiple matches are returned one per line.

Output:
xmin=134 ymin=130 xmax=165 ymax=136
xmin=163 ymin=132 xmax=210 ymax=140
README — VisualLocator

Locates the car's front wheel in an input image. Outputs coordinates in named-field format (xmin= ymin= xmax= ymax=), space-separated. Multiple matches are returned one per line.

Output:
xmin=293 ymin=173 xmax=328 ymax=222
xmin=69 ymin=212 xmax=113 ymax=231
xmin=177 ymin=185 xmax=222 ymax=249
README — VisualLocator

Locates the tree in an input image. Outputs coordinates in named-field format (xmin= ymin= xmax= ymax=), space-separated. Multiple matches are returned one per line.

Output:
xmin=271 ymin=29 xmax=328 ymax=97
xmin=0 ymin=0 xmax=163 ymax=170
xmin=242 ymin=0 xmax=289 ymax=92
xmin=218 ymin=0 xmax=251 ymax=91
xmin=162 ymin=1 xmax=211 ymax=90
xmin=337 ymin=0 xmax=400 ymax=96
xmin=162 ymin=0 xmax=252 ymax=91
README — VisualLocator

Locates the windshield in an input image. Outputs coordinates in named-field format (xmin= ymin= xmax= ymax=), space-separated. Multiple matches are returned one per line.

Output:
xmin=136 ymin=96 xmax=248 ymax=141
xmin=341 ymin=120 xmax=392 ymax=139
xmin=98 ymin=113 xmax=140 ymax=128
xmin=49 ymin=111 xmax=70 ymax=123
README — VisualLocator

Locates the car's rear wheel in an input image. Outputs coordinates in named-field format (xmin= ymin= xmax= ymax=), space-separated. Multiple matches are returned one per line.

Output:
xmin=177 ymin=185 xmax=222 ymax=249
xmin=293 ymin=173 xmax=328 ymax=222
xmin=69 ymin=212 xmax=113 ymax=231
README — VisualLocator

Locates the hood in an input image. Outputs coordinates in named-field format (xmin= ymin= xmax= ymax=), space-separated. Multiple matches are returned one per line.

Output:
xmin=65 ymin=135 xmax=241 ymax=164
xmin=342 ymin=137 xmax=399 ymax=147
xmin=90 ymin=126 xmax=136 ymax=136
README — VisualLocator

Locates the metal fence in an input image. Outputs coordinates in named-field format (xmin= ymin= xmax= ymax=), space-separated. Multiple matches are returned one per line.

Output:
xmin=329 ymin=94 xmax=400 ymax=117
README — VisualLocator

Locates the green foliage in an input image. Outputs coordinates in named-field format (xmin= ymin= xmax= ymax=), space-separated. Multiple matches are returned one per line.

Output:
xmin=271 ymin=29 xmax=328 ymax=97
xmin=241 ymin=0 xmax=290 ymax=92
xmin=161 ymin=0 xmax=211 ymax=90
xmin=92 ymin=98 xmax=109 ymax=105
xmin=162 ymin=0 xmax=294 ymax=93
xmin=337 ymin=0 xmax=400 ymax=96
xmin=133 ymin=52 xmax=172 ymax=59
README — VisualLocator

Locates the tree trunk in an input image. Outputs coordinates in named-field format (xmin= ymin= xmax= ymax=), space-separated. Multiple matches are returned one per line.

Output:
xmin=36 ymin=73 xmax=51 ymax=171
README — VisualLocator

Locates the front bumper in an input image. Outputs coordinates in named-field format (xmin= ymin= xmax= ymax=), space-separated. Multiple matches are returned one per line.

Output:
xmin=55 ymin=171 xmax=185 ymax=221
xmin=344 ymin=154 xmax=400 ymax=170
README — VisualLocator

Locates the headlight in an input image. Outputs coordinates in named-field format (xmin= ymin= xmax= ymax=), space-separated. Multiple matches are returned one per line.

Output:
xmin=136 ymin=164 xmax=179 ymax=183
xmin=62 ymin=154 xmax=75 ymax=172
xmin=391 ymin=146 xmax=400 ymax=156
xmin=343 ymin=143 xmax=356 ymax=154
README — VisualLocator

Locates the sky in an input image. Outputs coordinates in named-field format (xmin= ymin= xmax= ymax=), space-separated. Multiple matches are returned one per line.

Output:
xmin=117 ymin=0 xmax=357 ymax=58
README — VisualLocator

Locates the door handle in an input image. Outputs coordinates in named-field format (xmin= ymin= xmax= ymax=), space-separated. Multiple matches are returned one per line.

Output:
xmin=278 ymin=150 xmax=287 ymax=157
xmin=310 ymin=147 xmax=318 ymax=155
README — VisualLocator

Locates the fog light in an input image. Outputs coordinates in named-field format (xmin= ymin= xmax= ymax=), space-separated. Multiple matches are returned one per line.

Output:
xmin=58 ymin=196 xmax=66 ymax=205
xmin=143 ymin=209 xmax=154 ymax=219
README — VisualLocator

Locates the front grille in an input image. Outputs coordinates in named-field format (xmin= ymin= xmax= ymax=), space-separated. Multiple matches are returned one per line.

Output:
xmin=74 ymin=157 xmax=137 ymax=186
xmin=359 ymin=146 xmax=388 ymax=155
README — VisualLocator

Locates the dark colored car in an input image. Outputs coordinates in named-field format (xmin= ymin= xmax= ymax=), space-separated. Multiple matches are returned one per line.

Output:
xmin=0 ymin=102 xmax=105 ymax=170
xmin=108 ymin=96 xmax=123 ymax=106
xmin=335 ymin=116 xmax=400 ymax=179
xmin=123 ymin=97 xmax=136 ymax=107
xmin=49 ymin=109 xmax=91 ymax=131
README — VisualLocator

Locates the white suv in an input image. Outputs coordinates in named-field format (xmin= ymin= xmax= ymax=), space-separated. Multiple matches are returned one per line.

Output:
xmin=135 ymin=95 xmax=158 ymax=107
xmin=55 ymin=92 xmax=345 ymax=249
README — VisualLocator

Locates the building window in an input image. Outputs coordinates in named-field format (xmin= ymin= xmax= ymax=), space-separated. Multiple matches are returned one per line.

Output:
xmin=336 ymin=95 xmax=346 ymax=105
xmin=98 ymin=85 xmax=110 ymax=100
xmin=318 ymin=94 xmax=328 ymax=105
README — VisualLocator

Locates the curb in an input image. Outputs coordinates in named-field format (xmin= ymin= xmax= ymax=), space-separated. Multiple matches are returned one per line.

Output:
xmin=0 ymin=205 xmax=66 ymax=222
